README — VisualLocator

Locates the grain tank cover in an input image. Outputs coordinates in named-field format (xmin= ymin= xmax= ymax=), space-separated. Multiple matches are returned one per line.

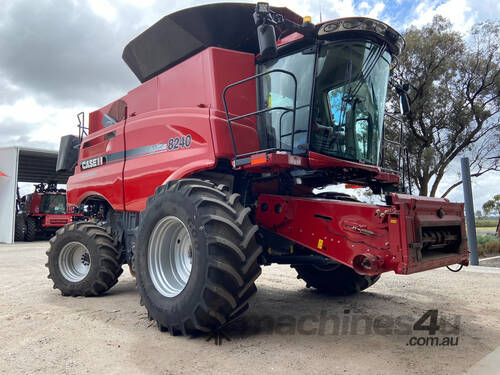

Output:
xmin=122 ymin=3 xmax=302 ymax=83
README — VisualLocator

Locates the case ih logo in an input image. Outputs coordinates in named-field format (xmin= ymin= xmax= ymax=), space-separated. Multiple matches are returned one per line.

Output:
xmin=81 ymin=156 xmax=106 ymax=170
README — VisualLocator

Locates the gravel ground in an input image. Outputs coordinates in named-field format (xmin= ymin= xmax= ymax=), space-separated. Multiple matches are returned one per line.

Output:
xmin=1 ymin=241 xmax=500 ymax=375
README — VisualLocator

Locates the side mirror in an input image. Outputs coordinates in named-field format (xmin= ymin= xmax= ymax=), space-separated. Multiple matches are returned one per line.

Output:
xmin=56 ymin=135 xmax=80 ymax=172
xmin=257 ymin=24 xmax=277 ymax=59
xmin=254 ymin=2 xmax=277 ymax=60
xmin=399 ymin=92 xmax=411 ymax=115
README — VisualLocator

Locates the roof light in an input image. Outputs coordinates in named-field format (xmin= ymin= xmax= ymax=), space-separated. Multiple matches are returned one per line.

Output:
xmin=256 ymin=2 xmax=270 ymax=13
xmin=318 ymin=17 xmax=405 ymax=56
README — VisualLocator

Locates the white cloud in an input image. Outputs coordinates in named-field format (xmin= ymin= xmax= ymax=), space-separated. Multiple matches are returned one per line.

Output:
xmin=409 ymin=0 xmax=475 ymax=33
xmin=359 ymin=2 xmax=371 ymax=12
xmin=118 ymin=0 xmax=157 ymax=8
xmin=0 ymin=97 xmax=93 ymax=149
xmin=328 ymin=0 xmax=356 ymax=17
xmin=337 ymin=0 xmax=385 ymax=19
xmin=367 ymin=2 xmax=385 ymax=19
xmin=358 ymin=1 xmax=371 ymax=11
xmin=88 ymin=0 xmax=117 ymax=22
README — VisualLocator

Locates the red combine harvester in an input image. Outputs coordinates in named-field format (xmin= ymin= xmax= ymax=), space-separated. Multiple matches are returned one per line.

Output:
xmin=50 ymin=3 xmax=469 ymax=335
xmin=15 ymin=183 xmax=76 ymax=241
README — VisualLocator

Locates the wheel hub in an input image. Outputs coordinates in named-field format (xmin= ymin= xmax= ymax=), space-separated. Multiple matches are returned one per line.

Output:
xmin=58 ymin=241 xmax=91 ymax=282
xmin=148 ymin=216 xmax=193 ymax=297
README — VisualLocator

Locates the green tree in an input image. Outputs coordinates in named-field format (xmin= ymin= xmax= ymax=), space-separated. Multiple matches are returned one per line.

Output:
xmin=386 ymin=17 xmax=500 ymax=197
xmin=483 ymin=194 xmax=500 ymax=216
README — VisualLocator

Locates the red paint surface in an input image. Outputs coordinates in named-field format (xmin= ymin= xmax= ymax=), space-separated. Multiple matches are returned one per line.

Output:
xmin=24 ymin=193 xmax=78 ymax=228
xmin=41 ymin=214 xmax=73 ymax=227
xmin=69 ymin=47 xmax=259 ymax=212
xmin=256 ymin=193 xmax=468 ymax=275
xmin=68 ymin=119 xmax=126 ymax=210
xmin=308 ymin=151 xmax=400 ymax=184
xmin=276 ymin=32 xmax=304 ymax=47
xmin=66 ymin=42 xmax=468 ymax=276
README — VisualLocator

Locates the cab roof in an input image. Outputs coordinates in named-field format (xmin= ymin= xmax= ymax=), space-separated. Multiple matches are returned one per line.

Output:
xmin=122 ymin=3 xmax=302 ymax=83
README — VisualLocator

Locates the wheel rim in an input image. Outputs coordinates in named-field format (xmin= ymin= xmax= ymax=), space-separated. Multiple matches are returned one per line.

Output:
xmin=148 ymin=216 xmax=193 ymax=297
xmin=58 ymin=241 xmax=91 ymax=282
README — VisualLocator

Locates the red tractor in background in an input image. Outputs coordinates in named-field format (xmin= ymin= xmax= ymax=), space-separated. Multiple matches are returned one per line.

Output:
xmin=15 ymin=183 xmax=78 ymax=241
xmin=49 ymin=3 xmax=469 ymax=336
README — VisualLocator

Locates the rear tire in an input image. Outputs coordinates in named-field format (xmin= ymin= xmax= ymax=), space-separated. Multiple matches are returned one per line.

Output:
xmin=14 ymin=216 xmax=26 ymax=241
xmin=293 ymin=264 xmax=380 ymax=295
xmin=136 ymin=179 xmax=262 ymax=335
xmin=46 ymin=222 xmax=123 ymax=296
xmin=25 ymin=217 xmax=36 ymax=242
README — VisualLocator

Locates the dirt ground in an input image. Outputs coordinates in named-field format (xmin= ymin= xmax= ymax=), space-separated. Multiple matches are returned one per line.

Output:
xmin=1 ymin=242 xmax=500 ymax=375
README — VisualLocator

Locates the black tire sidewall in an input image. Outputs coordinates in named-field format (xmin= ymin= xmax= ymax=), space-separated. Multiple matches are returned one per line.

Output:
xmin=49 ymin=226 xmax=107 ymax=293
xmin=136 ymin=190 xmax=209 ymax=326
xmin=295 ymin=264 xmax=380 ymax=295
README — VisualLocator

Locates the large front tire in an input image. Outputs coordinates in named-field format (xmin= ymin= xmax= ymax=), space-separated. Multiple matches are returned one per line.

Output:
xmin=136 ymin=179 xmax=262 ymax=335
xmin=46 ymin=222 xmax=123 ymax=296
xmin=293 ymin=264 xmax=380 ymax=295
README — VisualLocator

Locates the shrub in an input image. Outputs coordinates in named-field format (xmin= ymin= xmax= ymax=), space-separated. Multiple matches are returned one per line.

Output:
xmin=485 ymin=241 xmax=500 ymax=255
xmin=478 ymin=244 xmax=486 ymax=257
xmin=477 ymin=234 xmax=500 ymax=246
xmin=474 ymin=234 xmax=500 ymax=257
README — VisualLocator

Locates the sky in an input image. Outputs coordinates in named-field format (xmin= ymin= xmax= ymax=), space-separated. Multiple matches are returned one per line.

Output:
xmin=0 ymin=0 xmax=499 ymax=210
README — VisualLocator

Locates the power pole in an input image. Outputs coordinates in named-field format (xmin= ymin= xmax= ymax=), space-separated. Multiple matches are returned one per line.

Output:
xmin=461 ymin=157 xmax=479 ymax=265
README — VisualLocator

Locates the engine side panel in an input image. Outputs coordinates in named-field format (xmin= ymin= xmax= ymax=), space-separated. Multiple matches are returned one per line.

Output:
xmin=123 ymin=108 xmax=216 ymax=211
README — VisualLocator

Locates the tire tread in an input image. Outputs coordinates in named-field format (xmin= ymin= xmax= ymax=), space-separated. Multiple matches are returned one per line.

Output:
xmin=46 ymin=223 xmax=122 ymax=296
xmin=293 ymin=264 xmax=380 ymax=295
xmin=139 ymin=179 xmax=262 ymax=335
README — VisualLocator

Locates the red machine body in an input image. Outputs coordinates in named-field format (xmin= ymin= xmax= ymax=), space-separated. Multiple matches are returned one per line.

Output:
xmin=48 ymin=3 xmax=473 ymax=337
xmin=257 ymin=193 xmax=467 ymax=275
xmin=16 ymin=186 xmax=82 ymax=241
xmin=64 ymin=6 xmax=468 ymax=276
xmin=24 ymin=193 xmax=74 ymax=227
xmin=68 ymin=47 xmax=258 ymax=212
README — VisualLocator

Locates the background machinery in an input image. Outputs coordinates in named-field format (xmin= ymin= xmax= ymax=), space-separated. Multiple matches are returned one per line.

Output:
xmin=15 ymin=183 xmax=77 ymax=241
xmin=49 ymin=3 xmax=469 ymax=335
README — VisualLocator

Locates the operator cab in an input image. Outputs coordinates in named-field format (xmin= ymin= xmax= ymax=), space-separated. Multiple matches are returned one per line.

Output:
xmin=40 ymin=194 xmax=67 ymax=215
xmin=258 ymin=39 xmax=392 ymax=167
xmin=225 ymin=5 xmax=406 ymax=190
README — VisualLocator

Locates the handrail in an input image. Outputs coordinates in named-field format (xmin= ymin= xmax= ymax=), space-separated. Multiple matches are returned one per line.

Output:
xmin=381 ymin=124 xmax=415 ymax=194
xmin=222 ymin=69 xmax=298 ymax=163
xmin=77 ymin=112 xmax=87 ymax=140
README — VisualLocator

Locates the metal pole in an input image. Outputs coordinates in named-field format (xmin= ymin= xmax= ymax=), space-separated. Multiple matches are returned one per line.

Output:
xmin=461 ymin=157 xmax=479 ymax=265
